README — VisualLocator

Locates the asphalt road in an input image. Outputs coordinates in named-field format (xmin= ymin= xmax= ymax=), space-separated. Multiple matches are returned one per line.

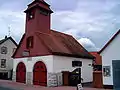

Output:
xmin=0 ymin=86 xmax=21 ymax=90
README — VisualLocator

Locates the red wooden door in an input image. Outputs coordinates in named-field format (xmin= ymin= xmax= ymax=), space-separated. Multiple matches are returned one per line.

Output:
xmin=33 ymin=61 xmax=47 ymax=86
xmin=16 ymin=62 xmax=26 ymax=83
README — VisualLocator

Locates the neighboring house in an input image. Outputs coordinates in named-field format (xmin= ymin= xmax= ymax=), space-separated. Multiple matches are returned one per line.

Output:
xmin=12 ymin=0 xmax=94 ymax=87
xmin=90 ymin=52 xmax=103 ymax=88
xmin=0 ymin=36 xmax=17 ymax=80
xmin=99 ymin=29 xmax=120 ymax=89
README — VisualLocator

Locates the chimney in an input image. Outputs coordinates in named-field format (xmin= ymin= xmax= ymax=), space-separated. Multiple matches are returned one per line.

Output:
xmin=5 ymin=36 xmax=7 ymax=39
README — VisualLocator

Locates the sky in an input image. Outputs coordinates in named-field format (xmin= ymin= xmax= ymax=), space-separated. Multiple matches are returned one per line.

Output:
xmin=0 ymin=0 xmax=120 ymax=51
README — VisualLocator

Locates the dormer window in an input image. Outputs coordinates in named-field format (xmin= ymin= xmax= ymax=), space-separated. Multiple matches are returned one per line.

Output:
xmin=26 ymin=36 xmax=34 ymax=49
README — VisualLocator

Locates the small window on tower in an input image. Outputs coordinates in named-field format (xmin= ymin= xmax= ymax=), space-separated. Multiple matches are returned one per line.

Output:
xmin=28 ymin=12 xmax=34 ymax=20
xmin=40 ymin=8 xmax=49 ymax=16
xmin=26 ymin=36 xmax=34 ymax=49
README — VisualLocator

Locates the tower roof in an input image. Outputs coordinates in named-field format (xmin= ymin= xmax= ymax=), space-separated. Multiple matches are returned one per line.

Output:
xmin=24 ymin=0 xmax=53 ymax=13
xmin=29 ymin=0 xmax=50 ymax=6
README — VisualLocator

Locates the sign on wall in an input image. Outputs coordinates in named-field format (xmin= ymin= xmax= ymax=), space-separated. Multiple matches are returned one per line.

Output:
xmin=103 ymin=66 xmax=111 ymax=77
xmin=27 ymin=57 xmax=32 ymax=61
xmin=22 ymin=51 xmax=30 ymax=56
xmin=48 ymin=73 xmax=57 ymax=87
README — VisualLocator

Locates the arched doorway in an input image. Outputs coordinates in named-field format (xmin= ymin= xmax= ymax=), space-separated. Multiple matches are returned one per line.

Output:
xmin=16 ymin=62 xmax=26 ymax=83
xmin=33 ymin=61 xmax=47 ymax=86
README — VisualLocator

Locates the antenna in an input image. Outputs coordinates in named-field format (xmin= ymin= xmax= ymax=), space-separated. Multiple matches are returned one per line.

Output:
xmin=8 ymin=26 xmax=11 ymax=37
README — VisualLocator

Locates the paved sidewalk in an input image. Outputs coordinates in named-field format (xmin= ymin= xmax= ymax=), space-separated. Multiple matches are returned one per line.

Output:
xmin=0 ymin=80 xmax=112 ymax=90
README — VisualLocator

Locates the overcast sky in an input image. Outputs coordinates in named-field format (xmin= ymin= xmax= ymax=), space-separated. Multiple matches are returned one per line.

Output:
xmin=0 ymin=0 xmax=120 ymax=51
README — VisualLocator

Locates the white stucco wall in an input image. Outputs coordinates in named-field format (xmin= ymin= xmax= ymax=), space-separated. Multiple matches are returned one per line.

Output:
xmin=53 ymin=56 xmax=93 ymax=83
xmin=101 ymin=33 xmax=120 ymax=85
xmin=0 ymin=39 xmax=17 ymax=77
xmin=13 ymin=55 xmax=53 ymax=72
xmin=13 ymin=55 xmax=93 ymax=85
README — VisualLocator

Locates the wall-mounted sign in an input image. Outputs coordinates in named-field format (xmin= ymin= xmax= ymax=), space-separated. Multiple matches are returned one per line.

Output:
xmin=72 ymin=61 xmax=82 ymax=67
xmin=27 ymin=57 xmax=32 ymax=61
xmin=48 ymin=73 xmax=57 ymax=87
xmin=103 ymin=66 xmax=111 ymax=77
xmin=22 ymin=51 xmax=30 ymax=56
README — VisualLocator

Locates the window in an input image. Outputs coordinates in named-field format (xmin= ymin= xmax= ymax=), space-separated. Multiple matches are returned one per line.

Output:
xmin=72 ymin=61 xmax=82 ymax=67
xmin=1 ymin=46 xmax=7 ymax=54
xmin=40 ymin=9 xmax=49 ymax=16
xmin=103 ymin=66 xmax=111 ymax=77
xmin=28 ymin=12 xmax=34 ymax=20
xmin=26 ymin=36 xmax=34 ymax=49
xmin=1 ymin=59 xmax=6 ymax=68
xmin=93 ymin=65 xmax=102 ymax=71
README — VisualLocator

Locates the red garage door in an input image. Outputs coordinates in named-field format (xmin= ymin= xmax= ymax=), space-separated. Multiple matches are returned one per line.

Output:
xmin=16 ymin=62 xmax=26 ymax=83
xmin=33 ymin=61 xmax=47 ymax=86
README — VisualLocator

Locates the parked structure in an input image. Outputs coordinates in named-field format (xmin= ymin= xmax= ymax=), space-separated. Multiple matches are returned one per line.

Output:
xmin=12 ymin=0 xmax=94 ymax=87
xmin=90 ymin=52 xmax=103 ymax=88
xmin=99 ymin=29 xmax=120 ymax=89
xmin=0 ymin=36 xmax=17 ymax=80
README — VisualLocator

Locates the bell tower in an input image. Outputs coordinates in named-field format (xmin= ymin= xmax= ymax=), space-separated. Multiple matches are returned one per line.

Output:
xmin=24 ymin=0 xmax=53 ymax=34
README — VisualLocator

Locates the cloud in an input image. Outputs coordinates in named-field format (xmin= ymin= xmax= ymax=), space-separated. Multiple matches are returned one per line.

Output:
xmin=0 ymin=0 xmax=120 ymax=51
xmin=49 ymin=0 xmax=79 ymax=11
xmin=78 ymin=38 xmax=98 ymax=51
xmin=0 ymin=10 xmax=25 ymax=43
xmin=0 ymin=0 xmax=28 ymax=43
xmin=51 ymin=0 xmax=120 ymax=50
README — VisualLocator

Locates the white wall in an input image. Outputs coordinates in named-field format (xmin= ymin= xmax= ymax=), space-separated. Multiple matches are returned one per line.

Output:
xmin=53 ymin=56 xmax=93 ymax=83
xmin=13 ymin=55 xmax=93 ymax=85
xmin=101 ymin=33 xmax=120 ymax=85
xmin=0 ymin=39 xmax=17 ymax=71
xmin=13 ymin=55 xmax=53 ymax=72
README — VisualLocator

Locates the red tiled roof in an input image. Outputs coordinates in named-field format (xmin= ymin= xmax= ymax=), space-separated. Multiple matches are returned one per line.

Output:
xmin=90 ymin=52 xmax=102 ymax=65
xmin=13 ymin=30 xmax=94 ymax=59
xmin=35 ymin=30 xmax=94 ymax=59
xmin=99 ymin=29 xmax=120 ymax=54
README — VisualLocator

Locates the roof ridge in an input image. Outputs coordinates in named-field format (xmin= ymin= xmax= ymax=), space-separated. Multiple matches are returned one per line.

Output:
xmin=51 ymin=29 xmax=73 ymax=37
xmin=99 ymin=29 xmax=120 ymax=54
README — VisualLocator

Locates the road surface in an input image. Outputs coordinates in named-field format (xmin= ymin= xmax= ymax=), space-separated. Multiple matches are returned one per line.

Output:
xmin=0 ymin=86 xmax=18 ymax=90
xmin=0 ymin=80 xmax=112 ymax=90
